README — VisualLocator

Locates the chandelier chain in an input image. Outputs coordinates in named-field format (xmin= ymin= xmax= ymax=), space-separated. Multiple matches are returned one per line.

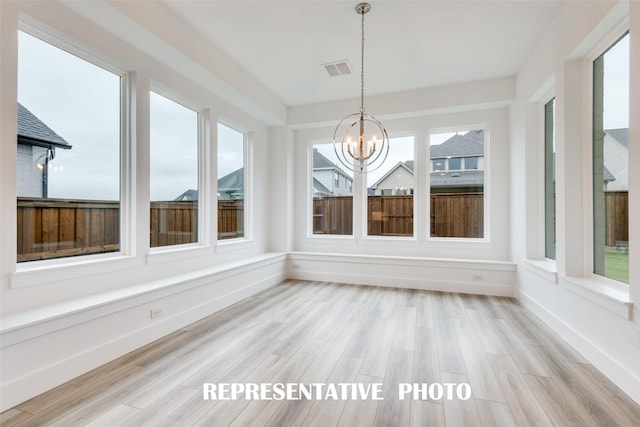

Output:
xmin=360 ymin=7 xmax=365 ymax=114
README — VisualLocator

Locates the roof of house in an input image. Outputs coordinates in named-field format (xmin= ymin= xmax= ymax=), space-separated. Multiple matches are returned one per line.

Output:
xmin=313 ymin=177 xmax=332 ymax=195
xmin=370 ymin=161 xmax=415 ymax=189
xmin=430 ymin=131 xmax=483 ymax=158
xmin=173 ymin=189 xmax=198 ymax=201
xmin=218 ymin=167 xmax=245 ymax=190
xmin=605 ymin=128 xmax=629 ymax=148
xmin=17 ymin=103 xmax=71 ymax=149
xmin=312 ymin=148 xmax=337 ymax=169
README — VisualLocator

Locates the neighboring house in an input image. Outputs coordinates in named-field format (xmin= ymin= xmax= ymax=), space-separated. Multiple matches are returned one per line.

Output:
xmin=173 ymin=168 xmax=245 ymax=201
xmin=370 ymin=130 xmax=485 ymax=194
xmin=217 ymin=168 xmax=245 ymax=200
xmin=173 ymin=189 xmax=198 ymax=201
xmin=603 ymin=128 xmax=629 ymax=191
xmin=17 ymin=103 xmax=71 ymax=197
xmin=370 ymin=161 xmax=415 ymax=195
xmin=312 ymin=148 xmax=353 ymax=196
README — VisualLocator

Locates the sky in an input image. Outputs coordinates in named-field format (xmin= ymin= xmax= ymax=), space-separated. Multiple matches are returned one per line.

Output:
xmin=19 ymin=31 xmax=245 ymax=201
xmin=17 ymin=30 xmax=629 ymax=201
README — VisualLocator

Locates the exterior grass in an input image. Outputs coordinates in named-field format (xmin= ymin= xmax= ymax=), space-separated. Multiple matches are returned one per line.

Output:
xmin=604 ymin=251 xmax=629 ymax=284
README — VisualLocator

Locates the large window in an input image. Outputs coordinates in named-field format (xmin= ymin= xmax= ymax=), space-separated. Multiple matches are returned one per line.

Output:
xmin=312 ymin=144 xmax=353 ymax=235
xmin=544 ymin=98 xmax=556 ymax=260
xmin=217 ymin=123 xmax=245 ymax=240
xmin=17 ymin=31 xmax=122 ymax=262
xmin=150 ymin=91 xmax=199 ymax=248
xmin=429 ymin=130 xmax=485 ymax=238
xmin=367 ymin=137 xmax=414 ymax=237
xmin=592 ymin=32 xmax=629 ymax=284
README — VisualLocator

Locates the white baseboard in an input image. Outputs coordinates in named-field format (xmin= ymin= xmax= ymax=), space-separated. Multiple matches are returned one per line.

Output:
xmin=287 ymin=252 xmax=517 ymax=297
xmin=519 ymin=291 xmax=640 ymax=405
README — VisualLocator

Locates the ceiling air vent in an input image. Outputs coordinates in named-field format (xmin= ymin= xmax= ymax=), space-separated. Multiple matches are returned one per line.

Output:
xmin=323 ymin=60 xmax=351 ymax=77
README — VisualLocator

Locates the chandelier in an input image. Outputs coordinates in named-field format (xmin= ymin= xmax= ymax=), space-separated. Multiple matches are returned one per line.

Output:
xmin=333 ymin=2 xmax=389 ymax=173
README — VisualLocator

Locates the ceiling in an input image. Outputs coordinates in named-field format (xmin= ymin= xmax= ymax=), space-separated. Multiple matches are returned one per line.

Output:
xmin=163 ymin=1 xmax=563 ymax=107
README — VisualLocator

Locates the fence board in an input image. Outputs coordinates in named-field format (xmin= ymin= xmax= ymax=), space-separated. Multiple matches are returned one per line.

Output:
xmin=605 ymin=191 xmax=628 ymax=246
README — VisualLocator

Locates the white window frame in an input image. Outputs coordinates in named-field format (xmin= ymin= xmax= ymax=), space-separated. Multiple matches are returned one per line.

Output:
xmin=216 ymin=121 xmax=252 ymax=249
xmin=584 ymin=26 xmax=629 ymax=288
xmin=364 ymin=134 xmax=417 ymax=240
xmin=427 ymin=125 xmax=490 ymax=242
xmin=12 ymin=22 xmax=136 ymax=287
xmin=147 ymin=85 xmax=208 ymax=256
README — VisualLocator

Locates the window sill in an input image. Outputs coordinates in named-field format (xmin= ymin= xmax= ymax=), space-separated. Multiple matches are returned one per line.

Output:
xmin=524 ymin=258 xmax=558 ymax=284
xmin=560 ymin=275 xmax=632 ymax=321
xmin=11 ymin=253 xmax=142 ymax=289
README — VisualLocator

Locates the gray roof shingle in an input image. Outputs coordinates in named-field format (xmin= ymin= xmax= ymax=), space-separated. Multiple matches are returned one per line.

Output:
xmin=605 ymin=128 xmax=629 ymax=148
xmin=17 ymin=103 xmax=71 ymax=149
xmin=430 ymin=131 xmax=483 ymax=158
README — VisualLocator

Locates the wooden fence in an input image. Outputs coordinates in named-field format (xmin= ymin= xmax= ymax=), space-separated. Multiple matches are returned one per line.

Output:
xmin=313 ymin=193 xmax=484 ymax=238
xmin=605 ymin=191 xmax=628 ymax=247
xmin=17 ymin=198 xmax=245 ymax=262
xmin=17 ymin=198 xmax=120 ymax=262
xmin=150 ymin=201 xmax=197 ymax=247
xmin=430 ymin=193 xmax=484 ymax=238
xmin=16 ymin=191 xmax=628 ymax=261
xmin=368 ymin=195 xmax=414 ymax=236
xmin=218 ymin=200 xmax=244 ymax=240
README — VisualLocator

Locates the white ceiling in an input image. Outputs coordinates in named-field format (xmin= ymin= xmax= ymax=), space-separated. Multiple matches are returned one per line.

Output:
xmin=163 ymin=1 xmax=563 ymax=107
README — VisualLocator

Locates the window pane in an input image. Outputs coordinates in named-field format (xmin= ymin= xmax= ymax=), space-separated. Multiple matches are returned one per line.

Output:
xmin=218 ymin=123 xmax=245 ymax=240
xmin=312 ymin=144 xmax=353 ymax=235
xmin=465 ymin=157 xmax=478 ymax=170
xmin=150 ymin=92 xmax=198 ymax=247
xmin=544 ymin=98 xmax=556 ymax=260
xmin=367 ymin=137 xmax=414 ymax=236
xmin=432 ymin=159 xmax=445 ymax=171
xmin=430 ymin=130 xmax=484 ymax=238
xmin=448 ymin=157 xmax=461 ymax=171
xmin=593 ymin=33 xmax=629 ymax=283
xmin=17 ymin=31 xmax=121 ymax=262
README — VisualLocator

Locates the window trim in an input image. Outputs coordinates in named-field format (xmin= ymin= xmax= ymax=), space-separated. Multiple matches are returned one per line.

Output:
xmin=215 ymin=122 xmax=251 ymax=245
xmin=147 ymin=85 xmax=207 ymax=252
xmin=585 ymin=27 xmax=629 ymax=285
xmin=16 ymin=23 xmax=132 ymax=266
xmin=427 ymin=126 xmax=490 ymax=242
xmin=365 ymin=134 xmax=417 ymax=239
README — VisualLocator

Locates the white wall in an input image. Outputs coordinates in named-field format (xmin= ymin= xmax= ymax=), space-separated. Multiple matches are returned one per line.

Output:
xmin=511 ymin=0 xmax=640 ymax=404
xmin=284 ymin=77 xmax=516 ymax=296
xmin=0 ymin=0 xmax=285 ymax=411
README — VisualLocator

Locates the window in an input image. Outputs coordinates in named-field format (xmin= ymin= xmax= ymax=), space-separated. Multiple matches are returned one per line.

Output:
xmin=429 ymin=130 xmax=485 ymax=238
xmin=217 ymin=123 xmax=245 ymax=240
xmin=432 ymin=159 xmax=445 ymax=171
xmin=150 ymin=91 xmax=199 ymax=248
xmin=17 ymin=31 xmax=122 ymax=262
xmin=464 ymin=157 xmax=479 ymax=170
xmin=448 ymin=157 xmax=462 ymax=171
xmin=592 ymin=32 xmax=629 ymax=284
xmin=335 ymin=173 xmax=340 ymax=188
xmin=312 ymin=144 xmax=353 ymax=235
xmin=544 ymin=98 xmax=556 ymax=260
xmin=367 ymin=137 xmax=414 ymax=236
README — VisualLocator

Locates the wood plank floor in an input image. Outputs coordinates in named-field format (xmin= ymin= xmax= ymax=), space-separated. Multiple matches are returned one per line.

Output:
xmin=2 ymin=280 xmax=640 ymax=426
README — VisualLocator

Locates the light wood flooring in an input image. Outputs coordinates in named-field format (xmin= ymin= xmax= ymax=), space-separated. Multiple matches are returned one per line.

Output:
xmin=2 ymin=280 xmax=640 ymax=426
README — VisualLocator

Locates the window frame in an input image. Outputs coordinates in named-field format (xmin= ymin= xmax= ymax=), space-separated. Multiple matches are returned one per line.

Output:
xmin=589 ymin=30 xmax=629 ymax=285
xmin=365 ymin=134 xmax=417 ymax=240
xmin=216 ymin=121 xmax=252 ymax=247
xmin=148 ymin=85 xmax=207 ymax=252
xmin=15 ymin=23 xmax=132 ymax=268
xmin=542 ymin=96 xmax=557 ymax=261
xmin=427 ymin=126 xmax=489 ymax=242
